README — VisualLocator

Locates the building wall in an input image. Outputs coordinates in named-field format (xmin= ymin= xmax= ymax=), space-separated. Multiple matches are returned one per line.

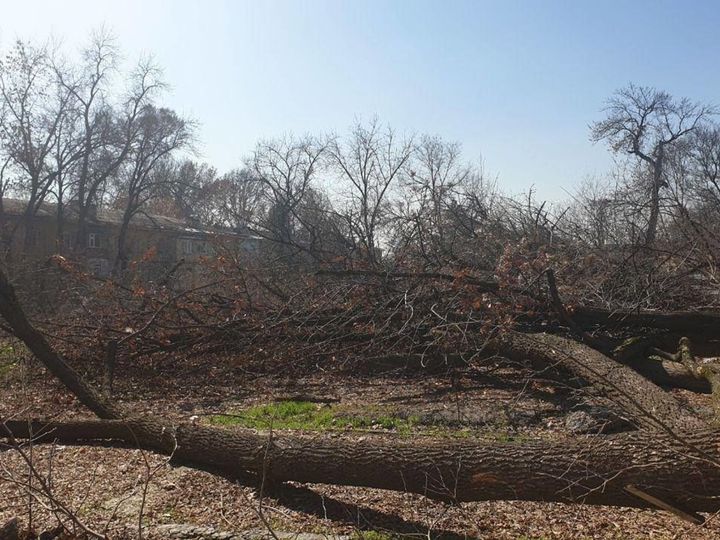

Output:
xmin=1 ymin=211 xmax=252 ymax=283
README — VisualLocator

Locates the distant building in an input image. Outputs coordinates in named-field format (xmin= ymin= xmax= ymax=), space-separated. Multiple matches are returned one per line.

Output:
xmin=0 ymin=198 xmax=259 ymax=280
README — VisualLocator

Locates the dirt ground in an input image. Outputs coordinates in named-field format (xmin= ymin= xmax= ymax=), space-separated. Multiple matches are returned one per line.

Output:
xmin=1 ymin=351 xmax=719 ymax=540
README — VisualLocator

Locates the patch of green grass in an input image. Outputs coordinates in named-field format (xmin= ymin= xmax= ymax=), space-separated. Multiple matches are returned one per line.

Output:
xmin=207 ymin=400 xmax=536 ymax=442
xmin=210 ymin=400 xmax=329 ymax=429
xmin=208 ymin=400 xmax=420 ymax=434
xmin=0 ymin=341 xmax=22 ymax=378
xmin=351 ymin=532 xmax=398 ymax=540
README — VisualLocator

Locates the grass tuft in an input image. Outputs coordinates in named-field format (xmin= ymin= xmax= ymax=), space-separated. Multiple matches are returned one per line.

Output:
xmin=351 ymin=531 xmax=398 ymax=540
xmin=207 ymin=400 xmax=528 ymax=441
xmin=0 ymin=341 xmax=22 ymax=379
xmin=208 ymin=400 xmax=419 ymax=434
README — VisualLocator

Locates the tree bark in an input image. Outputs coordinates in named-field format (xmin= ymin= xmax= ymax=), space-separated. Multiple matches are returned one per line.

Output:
xmin=486 ymin=331 xmax=704 ymax=432
xmin=645 ymin=154 xmax=664 ymax=247
xmin=571 ymin=306 xmax=720 ymax=332
xmin=2 ymin=264 xmax=719 ymax=513
xmin=112 ymin=208 xmax=133 ymax=278
xmin=4 ymin=418 xmax=720 ymax=511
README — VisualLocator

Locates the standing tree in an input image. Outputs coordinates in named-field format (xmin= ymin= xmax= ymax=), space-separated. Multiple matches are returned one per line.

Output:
xmin=251 ymin=135 xmax=326 ymax=263
xmin=197 ymin=167 xmax=264 ymax=230
xmin=591 ymin=84 xmax=714 ymax=246
xmin=110 ymin=105 xmax=193 ymax=275
xmin=0 ymin=40 xmax=73 ymax=256
xmin=395 ymin=135 xmax=484 ymax=268
xmin=327 ymin=119 xmax=412 ymax=266
xmin=52 ymin=31 xmax=119 ymax=252
xmin=56 ymin=44 xmax=165 ymax=254
xmin=146 ymin=159 xmax=218 ymax=224
xmin=665 ymin=124 xmax=720 ymax=282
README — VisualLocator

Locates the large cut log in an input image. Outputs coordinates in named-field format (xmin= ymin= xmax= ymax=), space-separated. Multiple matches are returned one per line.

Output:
xmin=2 ymin=264 xmax=719 ymax=513
xmin=622 ymin=356 xmax=712 ymax=393
xmin=4 ymin=418 xmax=720 ymax=511
xmin=486 ymin=332 xmax=704 ymax=432
xmin=572 ymin=306 xmax=720 ymax=332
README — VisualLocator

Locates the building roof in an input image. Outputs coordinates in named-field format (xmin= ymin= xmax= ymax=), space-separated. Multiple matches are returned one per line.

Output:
xmin=1 ymin=198 xmax=250 ymax=239
xmin=1 ymin=197 xmax=57 ymax=218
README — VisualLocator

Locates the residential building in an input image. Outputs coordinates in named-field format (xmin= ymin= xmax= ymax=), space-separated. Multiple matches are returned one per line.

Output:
xmin=0 ymin=198 xmax=258 ymax=281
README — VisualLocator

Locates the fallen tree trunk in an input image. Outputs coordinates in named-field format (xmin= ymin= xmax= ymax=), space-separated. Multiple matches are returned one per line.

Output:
xmin=4 ymin=418 xmax=720 ymax=512
xmin=622 ymin=356 xmax=712 ymax=393
xmin=0 ymin=269 xmax=120 ymax=420
xmin=612 ymin=336 xmax=713 ymax=393
xmin=486 ymin=332 xmax=704 ymax=432
xmin=544 ymin=271 xmax=714 ymax=395
xmin=572 ymin=306 xmax=720 ymax=332
xmin=317 ymin=270 xmax=720 ymax=334
xmin=2 ymin=265 xmax=719 ymax=514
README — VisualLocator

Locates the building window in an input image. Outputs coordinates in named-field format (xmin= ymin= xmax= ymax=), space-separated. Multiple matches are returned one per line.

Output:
xmin=29 ymin=229 xmax=40 ymax=247
xmin=88 ymin=233 xmax=98 ymax=248
xmin=88 ymin=258 xmax=110 ymax=277
xmin=62 ymin=231 xmax=74 ymax=250
xmin=179 ymin=238 xmax=192 ymax=255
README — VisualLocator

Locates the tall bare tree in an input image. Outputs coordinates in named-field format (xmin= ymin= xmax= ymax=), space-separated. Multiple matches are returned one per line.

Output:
xmin=328 ymin=119 xmax=412 ymax=266
xmin=192 ymin=166 xmax=261 ymax=230
xmin=111 ymin=105 xmax=194 ymax=275
xmin=251 ymin=135 xmax=326 ymax=263
xmin=591 ymin=84 xmax=715 ymax=246
xmin=56 ymin=43 xmax=166 ymax=253
xmin=0 ymin=40 xmax=73 ymax=255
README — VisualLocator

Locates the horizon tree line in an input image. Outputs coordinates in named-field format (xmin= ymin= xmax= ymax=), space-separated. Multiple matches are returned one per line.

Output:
xmin=2 ymin=32 xmax=720 ymax=292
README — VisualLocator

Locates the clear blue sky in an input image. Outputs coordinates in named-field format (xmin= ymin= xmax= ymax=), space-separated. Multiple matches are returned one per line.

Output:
xmin=2 ymin=0 xmax=720 ymax=200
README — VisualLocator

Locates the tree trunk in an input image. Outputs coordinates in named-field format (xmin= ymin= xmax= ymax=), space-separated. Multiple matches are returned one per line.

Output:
xmin=2 ymin=264 xmax=719 ymax=514
xmin=645 ymin=150 xmax=664 ymax=247
xmin=571 ymin=306 xmax=720 ymax=333
xmin=112 ymin=210 xmax=133 ymax=278
xmin=4 ymin=418 xmax=720 ymax=511
xmin=56 ymin=199 xmax=65 ymax=254
xmin=485 ymin=332 xmax=704 ymax=432
xmin=75 ymin=202 xmax=89 ymax=256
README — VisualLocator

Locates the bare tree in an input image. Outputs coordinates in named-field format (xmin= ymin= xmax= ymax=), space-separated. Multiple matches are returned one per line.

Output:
xmin=197 ymin=166 xmax=263 ymax=230
xmin=51 ymin=30 xmax=120 ymax=253
xmin=663 ymin=124 xmax=720 ymax=283
xmin=60 ymin=47 xmax=166 ymax=254
xmin=327 ymin=119 xmax=413 ymax=266
xmin=146 ymin=159 xmax=218 ymax=224
xmin=591 ymin=84 xmax=715 ymax=246
xmin=110 ymin=105 xmax=194 ymax=275
xmin=251 ymin=135 xmax=326 ymax=263
xmin=0 ymin=40 xmax=73 ymax=255
xmin=689 ymin=125 xmax=720 ymax=209
xmin=393 ymin=136 xmax=499 ymax=268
